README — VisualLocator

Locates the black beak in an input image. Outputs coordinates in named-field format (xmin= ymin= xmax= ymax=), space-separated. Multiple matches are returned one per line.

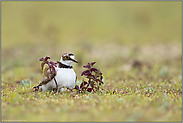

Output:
xmin=71 ymin=58 xmax=78 ymax=63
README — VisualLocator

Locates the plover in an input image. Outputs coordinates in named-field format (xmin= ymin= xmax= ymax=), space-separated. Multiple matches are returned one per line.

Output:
xmin=34 ymin=53 xmax=78 ymax=92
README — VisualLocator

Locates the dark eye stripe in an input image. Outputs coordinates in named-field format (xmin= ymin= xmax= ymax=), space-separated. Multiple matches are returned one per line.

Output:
xmin=68 ymin=53 xmax=74 ymax=56
xmin=62 ymin=53 xmax=74 ymax=61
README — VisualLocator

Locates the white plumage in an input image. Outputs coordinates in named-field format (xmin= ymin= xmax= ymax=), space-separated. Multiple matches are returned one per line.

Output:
xmin=35 ymin=53 xmax=78 ymax=92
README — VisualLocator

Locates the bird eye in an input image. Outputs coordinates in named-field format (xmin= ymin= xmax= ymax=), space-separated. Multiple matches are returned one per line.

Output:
xmin=65 ymin=56 xmax=69 ymax=59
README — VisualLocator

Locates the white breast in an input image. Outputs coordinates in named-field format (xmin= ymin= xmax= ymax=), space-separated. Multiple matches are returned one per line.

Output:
xmin=56 ymin=68 xmax=76 ymax=87
xmin=45 ymin=68 xmax=76 ymax=90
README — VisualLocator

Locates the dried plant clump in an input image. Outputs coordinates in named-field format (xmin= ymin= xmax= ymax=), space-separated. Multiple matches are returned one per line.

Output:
xmin=39 ymin=56 xmax=59 ymax=91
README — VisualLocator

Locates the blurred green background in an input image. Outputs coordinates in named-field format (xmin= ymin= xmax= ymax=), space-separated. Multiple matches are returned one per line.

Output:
xmin=2 ymin=1 xmax=181 ymax=48
xmin=2 ymin=1 xmax=181 ymax=80
xmin=1 ymin=1 xmax=182 ymax=122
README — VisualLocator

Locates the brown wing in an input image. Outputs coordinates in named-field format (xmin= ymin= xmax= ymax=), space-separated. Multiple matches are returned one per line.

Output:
xmin=39 ymin=67 xmax=56 ymax=86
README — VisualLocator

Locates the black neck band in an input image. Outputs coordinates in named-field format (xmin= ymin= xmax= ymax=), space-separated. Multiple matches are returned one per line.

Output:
xmin=58 ymin=62 xmax=73 ymax=69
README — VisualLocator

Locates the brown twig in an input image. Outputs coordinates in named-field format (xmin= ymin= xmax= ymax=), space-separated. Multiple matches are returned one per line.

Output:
xmin=53 ymin=77 xmax=58 ymax=92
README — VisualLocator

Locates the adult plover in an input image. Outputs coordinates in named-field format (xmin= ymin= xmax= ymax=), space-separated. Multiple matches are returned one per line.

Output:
xmin=34 ymin=53 xmax=78 ymax=92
